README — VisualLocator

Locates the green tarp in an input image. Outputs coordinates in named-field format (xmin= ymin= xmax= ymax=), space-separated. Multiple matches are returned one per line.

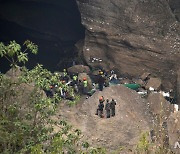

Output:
xmin=123 ymin=84 xmax=141 ymax=90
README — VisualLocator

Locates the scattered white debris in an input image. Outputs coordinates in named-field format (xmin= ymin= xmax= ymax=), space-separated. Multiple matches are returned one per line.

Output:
xmin=90 ymin=57 xmax=103 ymax=63
xmin=109 ymin=74 xmax=118 ymax=80
xmin=86 ymin=48 xmax=90 ymax=51
xmin=174 ymin=104 xmax=179 ymax=112
xmin=90 ymin=27 xmax=93 ymax=30
xmin=149 ymin=87 xmax=155 ymax=91
xmin=159 ymin=91 xmax=170 ymax=97
xmin=138 ymin=91 xmax=147 ymax=95
xmin=66 ymin=81 xmax=71 ymax=86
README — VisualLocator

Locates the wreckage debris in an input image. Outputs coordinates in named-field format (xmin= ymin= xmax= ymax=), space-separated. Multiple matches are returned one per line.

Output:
xmin=90 ymin=57 xmax=103 ymax=63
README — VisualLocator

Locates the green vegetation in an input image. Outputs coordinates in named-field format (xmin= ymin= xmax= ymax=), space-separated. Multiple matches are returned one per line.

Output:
xmin=0 ymin=40 xmax=38 ymax=68
xmin=0 ymin=40 xmax=174 ymax=154
xmin=0 ymin=40 xmax=105 ymax=154
xmin=136 ymin=132 xmax=151 ymax=154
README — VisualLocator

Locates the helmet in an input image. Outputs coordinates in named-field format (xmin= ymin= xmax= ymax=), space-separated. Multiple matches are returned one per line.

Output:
xmin=83 ymin=77 xmax=86 ymax=81
xmin=100 ymin=71 xmax=103 ymax=75
xmin=99 ymin=96 xmax=103 ymax=101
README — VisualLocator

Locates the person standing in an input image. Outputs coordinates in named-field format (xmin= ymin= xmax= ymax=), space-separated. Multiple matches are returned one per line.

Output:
xmin=72 ymin=74 xmax=78 ymax=85
xmin=96 ymin=96 xmax=105 ymax=118
xmin=83 ymin=77 xmax=88 ymax=94
xmin=105 ymin=99 xmax=111 ymax=118
xmin=110 ymin=99 xmax=116 ymax=116
xmin=77 ymin=79 xmax=83 ymax=94
xmin=98 ymin=71 xmax=105 ymax=91
xmin=63 ymin=69 xmax=69 ymax=82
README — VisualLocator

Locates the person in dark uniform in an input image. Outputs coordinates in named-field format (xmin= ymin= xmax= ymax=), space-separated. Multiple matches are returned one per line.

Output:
xmin=77 ymin=79 xmax=83 ymax=94
xmin=62 ymin=69 xmax=69 ymax=82
xmin=96 ymin=96 xmax=105 ymax=118
xmin=105 ymin=99 xmax=111 ymax=118
xmin=83 ymin=77 xmax=88 ymax=95
xmin=110 ymin=99 xmax=116 ymax=116
xmin=98 ymin=71 xmax=105 ymax=91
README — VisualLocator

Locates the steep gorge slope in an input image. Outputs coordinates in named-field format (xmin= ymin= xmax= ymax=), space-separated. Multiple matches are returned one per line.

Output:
xmin=58 ymin=85 xmax=151 ymax=152
xmin=0 ymin=0 xmax=179 ymax=103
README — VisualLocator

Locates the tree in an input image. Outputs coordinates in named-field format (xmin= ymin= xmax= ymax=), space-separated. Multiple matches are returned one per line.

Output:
xmin=0 ymin=40 xmax=38 ymax=68
xmin=0 ymin=40 xmax=105 ymax=154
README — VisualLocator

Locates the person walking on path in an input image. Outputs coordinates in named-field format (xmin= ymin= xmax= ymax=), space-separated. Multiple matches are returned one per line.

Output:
xmin=105 ymin=99 xmax=111 ymax=118
xmin=110 ymin=98 xmax=116 ymax=117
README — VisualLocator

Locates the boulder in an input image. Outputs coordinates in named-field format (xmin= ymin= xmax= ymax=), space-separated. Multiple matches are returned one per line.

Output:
xmin=132 ymin=78 xmax=145 ymax=87
xmin=1 ymin=79 xmax=47 ymax=123
xmin=145 ymin=77 xmax=162 ymax=91
xmin=6 ymin=66 xmax=22 ymax=78
xmin=140 ymin=72 xmax=151 ymax=81
xmin=58 ymin=85 xmax=151 ymax=152
xmin=167 ymin=111 xmax=180 ymax=154
xmin=147 ymin=93 xmax=173 ymax=119
xmin=67 ymin=65 xmax=90 ymax=74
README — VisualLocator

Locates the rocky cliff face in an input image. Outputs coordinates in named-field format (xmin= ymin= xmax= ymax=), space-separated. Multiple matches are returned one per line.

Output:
xmin=0 ymin=0 xmax=179 ymax=103
xmin=169 ymin=0 xmax=180 ymax=21
xmin=76 ymin=0 xmax=180 ymax=102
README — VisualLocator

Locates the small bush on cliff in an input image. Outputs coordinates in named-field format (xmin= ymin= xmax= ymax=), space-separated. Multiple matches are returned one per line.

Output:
xmin=136 ymin=132 xmax=151 ymax=154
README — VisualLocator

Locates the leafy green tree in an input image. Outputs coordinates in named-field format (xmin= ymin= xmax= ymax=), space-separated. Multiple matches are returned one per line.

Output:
xmin=0 ymin=40 xmax=105 ymax=154
xmin=0 ymin=40 xmax=37 ymax=68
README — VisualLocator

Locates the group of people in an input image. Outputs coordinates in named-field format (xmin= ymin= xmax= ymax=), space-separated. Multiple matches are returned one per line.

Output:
xmin=96 ymin=96 xmax=116 ymax=118
xmin=46 ymin=68 xmax=114 ymax=98
xmin=46 ymin=69 xmax=118 ymax=119
xmin=97 ymin=70 xmax=110 ymax=91
xmin=46 ymin=69 xmax=84 ymax=100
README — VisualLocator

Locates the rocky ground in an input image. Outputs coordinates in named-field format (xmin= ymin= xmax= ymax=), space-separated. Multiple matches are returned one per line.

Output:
xmin=56 ymin=84 xmax=180 ymax=153
xmin=5 ymin=66 xmax=180 ymax=153
xmin=1 ymin=0 xmax=179 ymax=153
xmin=57 ymin=85 xmax=151 ymax=152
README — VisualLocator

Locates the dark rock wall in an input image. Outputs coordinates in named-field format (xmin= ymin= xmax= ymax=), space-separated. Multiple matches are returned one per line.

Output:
xmin=0 ymin=0 xmax=179 ymax=102
xmin=76 ymin=0 xmax=180 ymax=94
xmin=0 ymin=0 xmax=85 ymax=72
xmin=169 ymin=0 xmax=180 ymax=21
